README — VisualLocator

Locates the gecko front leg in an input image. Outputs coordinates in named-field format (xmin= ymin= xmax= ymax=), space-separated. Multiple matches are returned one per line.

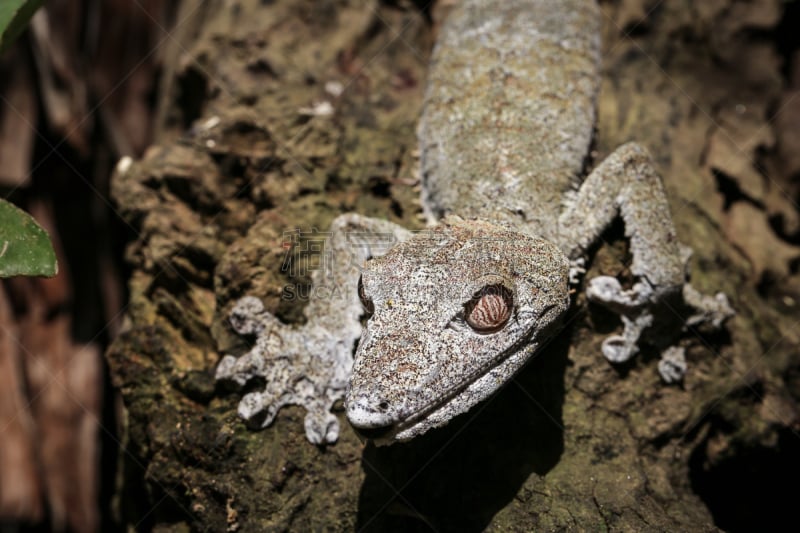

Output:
xmin=216 ymin=214 xmax=410 ymax=444
xmin=558 ymin=142 xmax=733 ymax=377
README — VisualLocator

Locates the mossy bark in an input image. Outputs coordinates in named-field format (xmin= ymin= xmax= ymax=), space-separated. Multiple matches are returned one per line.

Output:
xmin=107 ymin=0 xmax=800 ymax=531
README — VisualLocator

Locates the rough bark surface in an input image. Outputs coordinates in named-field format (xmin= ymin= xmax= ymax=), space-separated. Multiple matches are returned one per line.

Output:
xmin=107 ymin=0 xmax=800 ymax=531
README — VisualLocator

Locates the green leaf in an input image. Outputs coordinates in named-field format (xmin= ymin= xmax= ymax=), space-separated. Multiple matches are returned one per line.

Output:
xmin=0 ymin=0 xmax=44 ymax=55
xmin=0 ymin=198 xmax=57 ymax=277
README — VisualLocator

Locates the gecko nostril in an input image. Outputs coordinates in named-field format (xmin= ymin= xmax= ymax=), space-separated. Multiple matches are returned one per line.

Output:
xmin=378 ymin=400 xmax=389 ymax=411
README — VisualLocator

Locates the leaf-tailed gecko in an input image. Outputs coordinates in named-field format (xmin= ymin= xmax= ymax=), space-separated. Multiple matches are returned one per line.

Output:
xmin=216 ymin=0 xmax=733 ymax=445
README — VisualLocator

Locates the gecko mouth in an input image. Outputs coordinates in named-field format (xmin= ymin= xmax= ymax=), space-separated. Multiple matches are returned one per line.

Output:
xmin=350 ymin=400 xmax=462 ymax=446
xmin=349 ymin=415 xmax=425 ymax=445
xmin=351 ymin=423 xmax=395 ymax=441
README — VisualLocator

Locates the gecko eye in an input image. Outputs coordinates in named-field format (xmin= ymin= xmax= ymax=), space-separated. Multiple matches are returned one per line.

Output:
xmin=464 ymin=284 xmax=513 ymax=333
xmin=358 ymin=275 xmax=374 ymax=317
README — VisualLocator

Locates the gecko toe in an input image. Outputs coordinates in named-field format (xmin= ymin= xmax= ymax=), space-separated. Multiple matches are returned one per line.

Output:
xmin=601 ymin=335 xmax=638 ymax=363
xmin=658 ymin=346 xmax=687 ymax=384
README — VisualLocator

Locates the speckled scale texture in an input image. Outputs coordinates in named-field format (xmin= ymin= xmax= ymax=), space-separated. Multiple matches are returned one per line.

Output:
xmin=419 ymin=0 xmax=600 ymax=238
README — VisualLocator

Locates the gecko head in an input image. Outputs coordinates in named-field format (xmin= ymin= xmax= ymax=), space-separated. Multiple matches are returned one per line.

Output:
xmin=344 ymin=216 xmax=570 ymax=445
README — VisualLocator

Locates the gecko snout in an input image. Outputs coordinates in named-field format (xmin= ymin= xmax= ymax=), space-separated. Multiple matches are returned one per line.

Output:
xmin=345 ymin=394 xmax=398 ymax=439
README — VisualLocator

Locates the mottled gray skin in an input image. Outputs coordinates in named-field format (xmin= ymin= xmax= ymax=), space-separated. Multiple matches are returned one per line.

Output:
xmin=419 ymin=0 xmax=599 ymax=238
xmin=218 ymin=0 xmax=733 ymax=445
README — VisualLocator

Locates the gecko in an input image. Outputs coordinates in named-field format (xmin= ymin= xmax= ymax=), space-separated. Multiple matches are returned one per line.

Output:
xmin=216 ymin=0 xmax=733 ymax=446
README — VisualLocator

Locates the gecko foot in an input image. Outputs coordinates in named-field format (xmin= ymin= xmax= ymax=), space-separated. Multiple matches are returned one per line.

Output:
xmin=586 ymin=273 xmax=733 ymax=379
xmin=678 ymin=246 xmax=735 ymax=328
xmin=216 ymin=296 xmax=350 ymax=445
xmin=586 ymin=275 xmax=658 ymax=363
xmin=683 ymin=284 xmax=735 ymax=329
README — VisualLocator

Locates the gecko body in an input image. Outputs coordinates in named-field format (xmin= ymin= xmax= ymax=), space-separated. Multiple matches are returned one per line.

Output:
xmin=217 ymin=0 xmax=732 ymax=445
xmin=419 ymin=0 xmax=599 ymax=238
